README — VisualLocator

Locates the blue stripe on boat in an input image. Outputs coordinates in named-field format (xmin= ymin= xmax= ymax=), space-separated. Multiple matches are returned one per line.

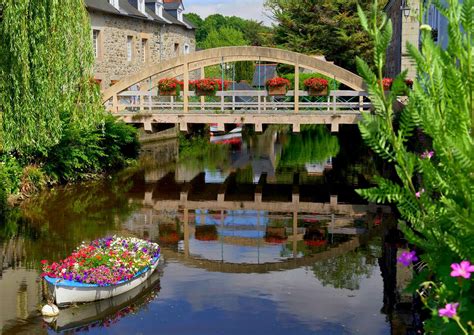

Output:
xmin=44 ymin=255 xmax=160 ymax=288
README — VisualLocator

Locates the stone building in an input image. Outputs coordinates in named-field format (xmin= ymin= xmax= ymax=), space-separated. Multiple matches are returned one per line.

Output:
xmin=384 ymin=0 xmax=421 ymax=79
xmin=85 ymin=0 xmax=195 ymax=88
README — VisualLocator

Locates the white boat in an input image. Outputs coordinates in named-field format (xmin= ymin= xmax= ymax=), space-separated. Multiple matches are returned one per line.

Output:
xmin=44 ymin=255 xmax=160 ymax=307
xmin=46 ymin=263 xmax=162 ymax=332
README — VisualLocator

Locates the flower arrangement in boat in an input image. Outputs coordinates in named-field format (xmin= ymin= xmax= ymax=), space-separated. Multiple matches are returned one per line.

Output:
xmin=158 ymin=78 xmax=180 ymax=96
xmin=41 ymin=236 xmax=160 ymax=287
xmin=266 ymin=77 xmax=291 ymax=96
xmin=304 ymin=77 xmax=329 ymax=96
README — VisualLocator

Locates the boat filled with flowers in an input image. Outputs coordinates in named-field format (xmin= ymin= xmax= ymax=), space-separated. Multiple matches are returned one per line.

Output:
xmin=41 ymin=236 xmax=161 ymax=306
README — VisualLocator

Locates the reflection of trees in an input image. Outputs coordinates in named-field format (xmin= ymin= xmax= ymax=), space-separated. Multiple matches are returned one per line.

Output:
xmin=278 ymin=125 xmax=340 ymax=168
xmin=178 ymin=135 xmax=231 ymax=171
xmin=312 ymin=239 xmax=382 ymax=290
xmin=0 ymin=174 xmax=138 ymax=270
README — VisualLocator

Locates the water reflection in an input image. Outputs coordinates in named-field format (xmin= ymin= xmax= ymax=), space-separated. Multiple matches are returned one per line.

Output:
xmin=0 ymin=126 xmax=405 ymax=334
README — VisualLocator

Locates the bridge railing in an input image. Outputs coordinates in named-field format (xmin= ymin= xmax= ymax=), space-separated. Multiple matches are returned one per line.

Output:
xmin=106 ymin=90 xmax=371 ymax=114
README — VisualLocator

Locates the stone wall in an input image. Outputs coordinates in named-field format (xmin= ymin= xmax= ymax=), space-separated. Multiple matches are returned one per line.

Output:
xmin=385 ymin=0 xmax=420 ymax=79
xmin=89 ymin=10 xmax=195 ymax=88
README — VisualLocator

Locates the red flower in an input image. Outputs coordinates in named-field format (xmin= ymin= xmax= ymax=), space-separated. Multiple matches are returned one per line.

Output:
xmin=158 ymin=78 xmax=179 ymax=92
xmin=304 ymin=77 xmax=329 ymax=91
xmin=381 ymin=78 xmax=393 ymax=90
xmin=40 ymin=260 xmax=48 ymax=265
xmin=266 ymin=77 xmax=290 ymax=88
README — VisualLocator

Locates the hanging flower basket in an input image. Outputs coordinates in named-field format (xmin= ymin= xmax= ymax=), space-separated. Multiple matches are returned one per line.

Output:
xmin=158 ymin=78 xmax=180 ymax=96
xmin=304 ymin=239 xmax=327 ymax=247
xmin=304 ymin=77 xmax=329 ymax=96
xmin=195 ymin=78 xmax=219 ymax=96
xmin=178 ymin=80 xmax=197 ymax=91
xmin=266 ymin=77 xmax=290 ymax=96
xmin=195 ymin=225 xmax=218 ymax=241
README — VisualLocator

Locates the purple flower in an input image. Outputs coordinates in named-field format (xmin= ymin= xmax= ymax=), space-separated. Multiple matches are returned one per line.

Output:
xmin=438 ymin=303 xmax=458 ymax=318
xmin=415 ymin=189 xmax=425 ymax=198
xmin=450 ymin=261 xmax=474 ymax=279
xmin=421 ymin=151 xmax=434 ymax=159
xmin=398 ymin=250 xmax=418 ymax=266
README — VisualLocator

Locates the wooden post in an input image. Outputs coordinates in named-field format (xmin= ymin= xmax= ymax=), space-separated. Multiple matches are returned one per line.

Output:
xmin=183 ymin=62 xmax=189 ymax=113
xmin=359 ymin=94 xmax=364 ymax=112
xmin=200 ymin=66 xmax=205 ymax=111
xmin=112 ymin=94 xmax=118 ymax=113
xmin=294 ymin=64 xmax=300 ymax=114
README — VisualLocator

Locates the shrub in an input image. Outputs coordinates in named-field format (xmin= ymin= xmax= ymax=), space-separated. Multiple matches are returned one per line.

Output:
xmin=357 ymin=1 xmax=473 ymax=333
xmin=20 ymin=165 xmax=47 ymax=196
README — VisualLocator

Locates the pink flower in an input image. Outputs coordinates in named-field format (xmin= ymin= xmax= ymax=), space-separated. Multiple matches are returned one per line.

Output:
xmin=398 ymin=250 xmax=418 ymax=266
xmin=450 ymin=261 xmax=474 ymax=279
xmin=421 ymin=151 xmax=434 ymax=159
xmin=438 ymin=303 xmax=459 ymax=318
xmin=415 ymin=189 xmax=425 ymax=198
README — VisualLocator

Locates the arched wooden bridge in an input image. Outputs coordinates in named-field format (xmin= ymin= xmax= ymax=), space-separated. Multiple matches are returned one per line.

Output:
xmin=102 ymin=47 xmax=370 ymax=132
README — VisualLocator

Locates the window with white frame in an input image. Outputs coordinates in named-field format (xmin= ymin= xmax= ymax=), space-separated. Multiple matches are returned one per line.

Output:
xmin=142 ymin=39 xmax=148 ymax=63
xmin=127 ymin=36 xmax=133 ymax=61
xmin=92 ymin=30 xmax=100 ymax=58
xmin=177 ymin=9 xmax=183 ymax=22
xmin=155 ymin=1 xmax=163 ymax=17
xmin=137 ymin=0 xmax=145 ymax=14
xmin=109 ymin=0 xmax=119 ymax=10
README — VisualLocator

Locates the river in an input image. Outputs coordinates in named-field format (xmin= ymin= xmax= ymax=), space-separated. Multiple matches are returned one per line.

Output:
xmin=0 ymin=125 xmax=411 ymax=334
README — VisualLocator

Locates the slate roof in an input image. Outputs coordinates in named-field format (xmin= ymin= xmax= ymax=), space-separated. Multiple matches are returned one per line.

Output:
xmin=252 ymin=64 xmax=278 ymax=87
xmin=85 ymin=0 xmax=194 ymax=29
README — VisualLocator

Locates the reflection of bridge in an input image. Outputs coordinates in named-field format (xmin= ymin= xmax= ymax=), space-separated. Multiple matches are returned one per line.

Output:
xmin=102 ymin=47 xmax=369 ymax=132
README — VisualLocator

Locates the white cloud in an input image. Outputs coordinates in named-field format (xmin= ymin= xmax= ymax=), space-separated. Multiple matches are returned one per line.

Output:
xmin=186 ymin=0 xmax=274 ymax=26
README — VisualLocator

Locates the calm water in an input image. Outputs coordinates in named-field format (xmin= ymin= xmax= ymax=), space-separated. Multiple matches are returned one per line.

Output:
xmin=0 ymin=126 xmax=406 ymax=334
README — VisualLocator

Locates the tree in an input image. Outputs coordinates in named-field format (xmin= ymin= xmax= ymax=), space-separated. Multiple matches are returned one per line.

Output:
xmin=356 ymin=0 xmax=473 ymax=333
xmin=0 ymin=0 xmax=102 ymax=156
xmin=201 ymin=26 xmax=248 ymax=49
xmin=264 ymin=0 xmax=379 ymax=71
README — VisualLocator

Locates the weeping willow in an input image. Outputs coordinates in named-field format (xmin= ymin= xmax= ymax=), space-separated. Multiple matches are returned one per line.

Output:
xmin=0 ymin=0 xmax=103 ymax=156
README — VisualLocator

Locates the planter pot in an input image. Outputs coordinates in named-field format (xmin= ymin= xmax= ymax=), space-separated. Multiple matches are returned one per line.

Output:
xmin=195 ymin=89 xmax=216 ymax=96
xmin=195 ymin=225 xmax=218 ymax=241
xmin=267 ymin=86 xmax=288 ymax=96
xmin=308 ymin=87 xmax=328 ymax=96
xmin=159 ymin=88 xmax=178 ymax=96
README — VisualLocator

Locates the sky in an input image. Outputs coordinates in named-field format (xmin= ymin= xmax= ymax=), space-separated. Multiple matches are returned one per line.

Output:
xmin=185 ymin=0 xmax=274 ymax=26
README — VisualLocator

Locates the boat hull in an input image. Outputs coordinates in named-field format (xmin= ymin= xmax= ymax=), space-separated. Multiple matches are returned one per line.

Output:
xmin=45 ymin=257 xmax=160 ymax=307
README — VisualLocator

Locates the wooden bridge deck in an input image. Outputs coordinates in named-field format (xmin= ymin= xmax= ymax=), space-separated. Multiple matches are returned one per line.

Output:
xmin=107 ymin=90 xmax=371 ymax=132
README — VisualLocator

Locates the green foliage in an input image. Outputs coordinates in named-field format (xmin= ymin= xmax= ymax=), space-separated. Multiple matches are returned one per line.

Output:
xmin=201 ymin=26 xmax=248 ymax=49
xmin=43 ymin=115 xmax=139 ymax=183
xmin=0 ymin=154 xmax=22 ymax=196
xmin=357 ymin=1 xmax=473 ymax=333
xmin=0 ymin=0 xmax=103 ymax=156
xmin=265 ymin=0 xmax=382 ymax=71
xmin=185 ymin=13 xmax=272 ymax=48
xmin=178 ymin=134 xmax=230 ymax=171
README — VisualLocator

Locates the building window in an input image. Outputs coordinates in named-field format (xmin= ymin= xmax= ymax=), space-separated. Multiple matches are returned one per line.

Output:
xmin=177 ymin=9 xmax=183 ymax=22
xmin=184 ymin=44 xmax=190 ymax=54
xmin=142 ymin=39 xmax=148 ymax=63
xmin=155 ymin=2 xmax=163 ymax=17
xmin=92 ymin=30 xmax=100 ymax=59
xmin=137 ymin=0 xmax=145 ymax=14
xmin=174 ymin=43 xmax=180 ymax=55
xmin=127 ymin=36 xmax=133 ymax=61
xmin=109 ymin=0 xmax=119 ymax=10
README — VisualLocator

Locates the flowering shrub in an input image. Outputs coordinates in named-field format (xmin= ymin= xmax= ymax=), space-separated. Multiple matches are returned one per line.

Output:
xmin=41 ymin=236 xmax=160 ymax=286
xmin=214 ymin=79 xmax=230 ymax=91
xmin=265 ymin=77 xmax=290 ymax=89
xmin=358 ymin=1 xmax=473 ymax=333
xmin=304 ymin=78 xmax=329 ymax=91
xmin=158 ymin=78 xmax=179 ymax=93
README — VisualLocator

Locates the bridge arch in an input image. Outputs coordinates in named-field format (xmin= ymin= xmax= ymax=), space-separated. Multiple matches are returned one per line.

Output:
xmin=101 ymin=46 xmax=365 ymax=103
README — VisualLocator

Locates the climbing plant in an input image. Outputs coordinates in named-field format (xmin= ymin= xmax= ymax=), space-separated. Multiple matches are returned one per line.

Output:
xmin=356 ymin=0 xmax=473 ymax=333
xmin=0 ymin=0 xmax=103 ymax=156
